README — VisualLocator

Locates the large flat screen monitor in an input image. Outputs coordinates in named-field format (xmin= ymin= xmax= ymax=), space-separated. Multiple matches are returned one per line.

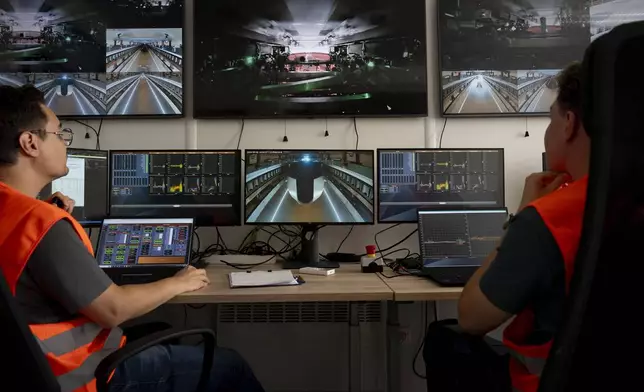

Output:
xmin=109 ymin=150 xmax=241 ymax=226
xmin=245 ymin=150 xmax=374 ymax=224
xmin=378 ymin=148 xmax=505 ymax=223
xmin=0 ymin=0 xmax=184 ymax=118
xmin=39 ymin=148 xmax=109 ymax=227
xmin=193 ymin=0 xmax=428 ymax=118
xmin=438 ymin=0 xmax=644 ymax=117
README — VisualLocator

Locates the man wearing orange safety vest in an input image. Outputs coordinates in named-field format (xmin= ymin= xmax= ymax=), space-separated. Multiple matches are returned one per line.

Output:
xmin=0 ymin=85 xmax=265 ymax=392
xmin=423 ymin=63 xmax=590 ymax=392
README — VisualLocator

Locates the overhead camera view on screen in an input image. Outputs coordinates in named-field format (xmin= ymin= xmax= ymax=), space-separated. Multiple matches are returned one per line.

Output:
xmin=0 ymin=0 xmax=184 ymax=118
xmin=437 ymin=0 xmax=641 ymax=116
xmin=194 ymin=0 xmax=428 ymax=118
xmin=245 ymin=150 xmax=374 ymax=224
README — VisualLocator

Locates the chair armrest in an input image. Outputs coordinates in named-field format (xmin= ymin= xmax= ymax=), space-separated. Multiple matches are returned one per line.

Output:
xmin=94 ymin=328 xmax=216 ymax=392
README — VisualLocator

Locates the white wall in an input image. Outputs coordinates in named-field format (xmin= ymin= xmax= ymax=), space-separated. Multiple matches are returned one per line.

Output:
xmin=65 ymin=0 xmax=549 ymax=255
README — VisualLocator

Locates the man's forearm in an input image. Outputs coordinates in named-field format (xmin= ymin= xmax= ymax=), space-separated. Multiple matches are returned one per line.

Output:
xmin=117 ymin=278 xmax=183 ymax=322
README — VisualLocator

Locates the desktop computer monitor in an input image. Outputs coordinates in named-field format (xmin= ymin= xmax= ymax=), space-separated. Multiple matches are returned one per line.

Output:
xmin=39 ymin=148 xmax=108 ymax=227
xmin=377 ymin=148 xmax=505 ymax=223
xmin=245 ymin=149 xmax=375 ymax=268
xmin=109 ymin=150 xmax=242 ymax=227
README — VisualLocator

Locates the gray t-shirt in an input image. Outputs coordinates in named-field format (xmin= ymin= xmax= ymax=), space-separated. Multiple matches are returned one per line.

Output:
xmin=479 ymin=206 xmax=566 ymax=345
xmin=15 ymin=220 xmax=113 ymax=324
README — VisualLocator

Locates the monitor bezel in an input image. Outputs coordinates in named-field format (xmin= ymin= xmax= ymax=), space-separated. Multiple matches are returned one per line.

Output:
xmin=436 ymin=0 xmax=551 ymax=118
xmin=96 ymin=217 xmax=194 ymax=268
xmin=376 ymin=147 xmax=506 ymax=223
xmin=54 ymin=2 xmax=186 ymax=120
xmin=108 ymin=149 xmax=243 ymax=227
xmin=244 ymin=148 xmax=376 ymax=225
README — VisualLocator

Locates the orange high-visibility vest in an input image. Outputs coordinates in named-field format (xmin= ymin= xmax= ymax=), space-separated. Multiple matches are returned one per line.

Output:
xmin=0 ymin=182 xmax=125 ymax=392
xmin=502 ymin=176 xmax=588 ymax=392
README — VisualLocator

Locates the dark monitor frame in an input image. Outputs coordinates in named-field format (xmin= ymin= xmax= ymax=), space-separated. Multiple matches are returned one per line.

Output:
xmin=543 ymin=152 xmax=547 ymax=171
xmin=376 ymin=148 xmax=506 ymax=223
xmin=108 ymin=149 xmax=243 ymax=227
xmin=243 ymin=149 xmax=376 ymax=226
xmin=40 ymin=147 xmax=109 ymax=228
xmin=60 ymin=1 xmax=186 ymax=120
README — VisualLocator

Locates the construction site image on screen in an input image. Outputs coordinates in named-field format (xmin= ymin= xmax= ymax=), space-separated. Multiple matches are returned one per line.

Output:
xmin=438 ymin=0 xmax=643 ymax=116
xmin=0 ymin=0 xmax=184 ymax=117
xmin=193 ymin=0 xmax=428 ymax=117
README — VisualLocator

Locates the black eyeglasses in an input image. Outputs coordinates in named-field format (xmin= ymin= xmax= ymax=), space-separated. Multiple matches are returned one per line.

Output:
xmin=27 ymin=128 xmax=74 ymax=146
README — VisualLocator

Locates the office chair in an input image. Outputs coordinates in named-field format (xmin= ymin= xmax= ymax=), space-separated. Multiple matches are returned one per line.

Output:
xmin=538 ymin=22 xmax=644 ymax=392
xmin=0 ymin=269 xmax=216 ymax=392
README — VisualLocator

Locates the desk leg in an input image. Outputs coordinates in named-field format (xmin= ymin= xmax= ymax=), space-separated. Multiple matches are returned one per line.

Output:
xmin=386 ymin=301 xmax=401 ymax=392
xmin=349 ymin=302 xmax=362 ymax=392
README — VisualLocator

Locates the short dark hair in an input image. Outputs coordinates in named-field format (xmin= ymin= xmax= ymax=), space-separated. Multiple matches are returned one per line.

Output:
xmin=0 ymin=85 xmax=47 ymax=166
xmin=556 ymin=62 xmax=583 ymax=123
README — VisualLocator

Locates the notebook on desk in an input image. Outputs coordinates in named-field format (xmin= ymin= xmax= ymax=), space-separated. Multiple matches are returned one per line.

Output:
xmin=228 ymin=270 xmax=305 ymax=288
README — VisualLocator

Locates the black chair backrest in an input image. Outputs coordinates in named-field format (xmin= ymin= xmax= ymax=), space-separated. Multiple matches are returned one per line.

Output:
xmin=0 ymin=269 xmax=60 ymax=391
xmin=539 ymin=21 xmax=644 ymax=391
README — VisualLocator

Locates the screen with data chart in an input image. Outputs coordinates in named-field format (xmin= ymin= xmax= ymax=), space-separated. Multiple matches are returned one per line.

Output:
xmin=109 ymin=150 xmax=241 ymax=226
xmin=418 ymin=209 xmax=507 ymax=259
xmin=378 ymin=149 xmax=505 ymax=222
xmin=96 ymin=218 xmax=192 ymax=268
xmin=39 ymin=148 xmax=108 ymax=226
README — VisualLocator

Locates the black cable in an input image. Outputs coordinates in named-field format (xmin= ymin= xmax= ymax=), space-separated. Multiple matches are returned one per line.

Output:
xmin=438 ymin=118 xmax=448 ymax=148
xmin=336 ymin=225 xmax=354 ymax=252
xmin=74 ymin=119 xmax=103 ymax=149
xmin=236 ymin=119 xmax=245 ymax=150
xmin=353 ymin=117 xmax=359 ymax=149
xmin=191 ymin=228 xmax=201 ymax=263
xmin=412 ymin=304 xmax=428 ymax=379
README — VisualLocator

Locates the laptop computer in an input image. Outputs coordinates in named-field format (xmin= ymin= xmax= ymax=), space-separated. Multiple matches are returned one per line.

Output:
xmin=96 ymin=218 xmax=194 ymax=285
xmin=416 ymin=208 xmax=507 ymax=286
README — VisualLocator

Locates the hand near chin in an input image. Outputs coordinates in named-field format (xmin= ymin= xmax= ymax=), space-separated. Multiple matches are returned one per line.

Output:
xmin=47 ymin=191 xmax=75 ymax=213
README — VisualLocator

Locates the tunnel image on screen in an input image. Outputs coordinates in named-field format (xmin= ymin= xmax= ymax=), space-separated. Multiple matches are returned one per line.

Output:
xmin=105 ymin=28 xmax=182 ymax=115
xmin=194 ymin=0 xmax=428 ymax=118
xmin=0 ymin=0 xmax=105 ymax=73
xmin=378 ymin=149 xmax=505 ymax=223
xmin=0 ymin=72 xmax=106 ymax=115
xmin=438 ymin=0 xmax=614 ymax=116
xmin=0 ymin=0 xmax=184 ymax=118
xmin=245 ymin=150 xmax=374 ymax=224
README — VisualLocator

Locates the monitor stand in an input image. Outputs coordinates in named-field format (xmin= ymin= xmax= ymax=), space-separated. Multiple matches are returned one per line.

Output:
xmin=282 ymin=224 xmax=340 ymax=269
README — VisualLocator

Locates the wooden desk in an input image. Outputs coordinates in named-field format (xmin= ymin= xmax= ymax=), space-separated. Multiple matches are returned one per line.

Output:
xmin=169 ymin=264 xmax=394 ymax=304
xmin=378 ymin=275 xmax=463 ymax=301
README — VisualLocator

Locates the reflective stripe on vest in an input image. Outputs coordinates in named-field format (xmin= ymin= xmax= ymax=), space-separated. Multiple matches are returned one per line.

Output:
xmin=0 ymin=182 xmax=125 ymax=392
xmin=508 ymin=350 xmax=547 ymax=375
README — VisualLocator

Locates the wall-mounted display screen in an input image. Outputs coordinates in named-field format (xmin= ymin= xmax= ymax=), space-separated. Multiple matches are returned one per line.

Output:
xmin=438 ymin=0 xmax=644 ymax=116
xmin=193 ymin=0 xmax=428 ymax=118
xmin=0 ymin=0 xmax=184 ymax=118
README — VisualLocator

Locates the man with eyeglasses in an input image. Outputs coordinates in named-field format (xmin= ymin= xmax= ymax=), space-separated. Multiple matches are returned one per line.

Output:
xmin=0 ymin=85 xmax=265 ymax=392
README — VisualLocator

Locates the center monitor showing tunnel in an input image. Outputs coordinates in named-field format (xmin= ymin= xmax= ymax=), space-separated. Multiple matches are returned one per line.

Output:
xmin=245 ymin=150 xmax=375 ymax=225
xmin=438 ymin=0 xmax=644 ymax=116
xmin=193 ymin=0 xmax=428 ymax=118
xmin=109 ymin=150 xmax=242 ymax=227
xmin=0 ymin=0 xmax=184 ymax=118
xmin=378 ymin=149 xmax=505 ymax=223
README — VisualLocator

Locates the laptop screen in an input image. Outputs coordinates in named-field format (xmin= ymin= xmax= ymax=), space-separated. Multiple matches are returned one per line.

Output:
xmin=417 ymin=209 xmax=507 ymax=259
xmin=96 ymin=218 xmax=193 ymax=268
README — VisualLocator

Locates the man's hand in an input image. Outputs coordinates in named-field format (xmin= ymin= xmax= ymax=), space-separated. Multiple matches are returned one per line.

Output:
xmin=172 ymin=266 xmax=210 ymax=293
xmin=47 ymin=191 xmax=75 ymax=213
xmin=518 ymin=172 xmax=570 ymax=212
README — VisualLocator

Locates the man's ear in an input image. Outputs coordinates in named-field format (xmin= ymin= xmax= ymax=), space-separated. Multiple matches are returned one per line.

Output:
xmin=563 ymin=110 xmax=579 ymax=142
xmin=17 ymin=131 xmax=41 ymax=158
